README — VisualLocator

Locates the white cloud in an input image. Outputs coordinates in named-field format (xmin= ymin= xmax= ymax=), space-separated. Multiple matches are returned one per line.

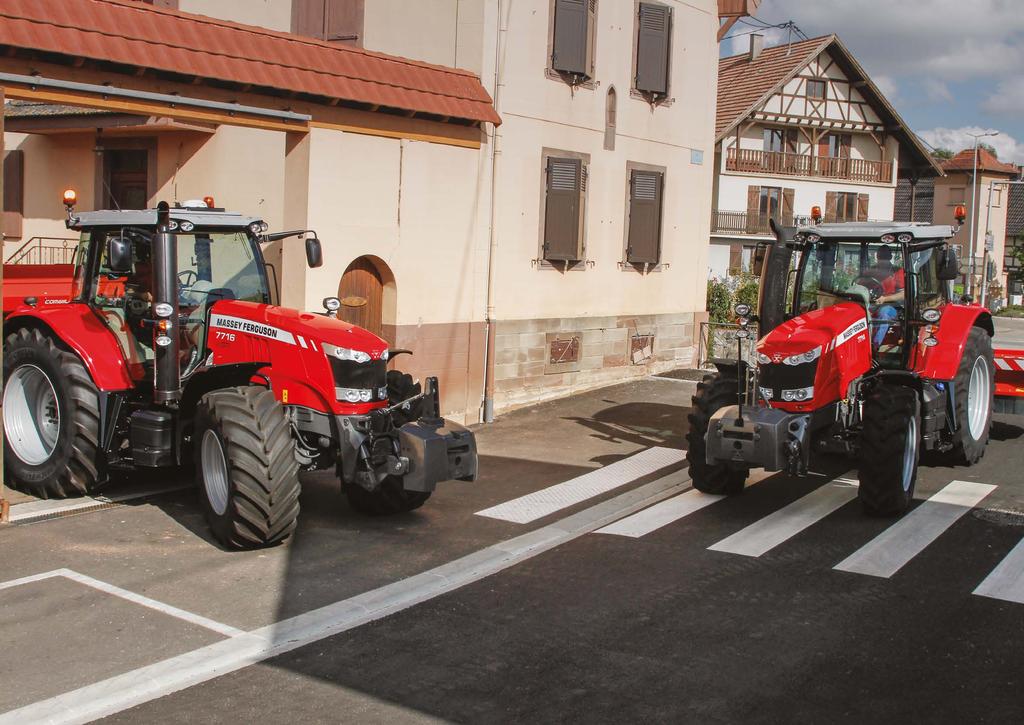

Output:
xmin=923 ymin=78 xmax=953 ymax=103
xmin=918 ymin=126 xmax=1024 ymax=164
xmin=984 ymin=77 xmax=1024 ymax=115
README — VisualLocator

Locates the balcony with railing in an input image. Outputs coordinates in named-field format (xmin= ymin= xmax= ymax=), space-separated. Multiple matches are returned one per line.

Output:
xmin=726 ymin=148 xmax=893 ymax=184
xmin=711 ymin=210 xmax=796 ymax=237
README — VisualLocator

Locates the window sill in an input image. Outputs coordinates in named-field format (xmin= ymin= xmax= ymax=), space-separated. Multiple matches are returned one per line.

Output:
xmin=546 ymin=68 xmax=597 ymax=90
xmin=629 ymin=88 xmax=673 ymax=107
xmin=532 ymin=258 xmax=593 ymax=272
xmin=619 ymin=260 xmax=668 ymax=273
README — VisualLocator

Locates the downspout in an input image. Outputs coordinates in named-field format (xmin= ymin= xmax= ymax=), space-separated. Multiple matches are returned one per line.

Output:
xmin=482 ymin=0 xmax=506 ymax=423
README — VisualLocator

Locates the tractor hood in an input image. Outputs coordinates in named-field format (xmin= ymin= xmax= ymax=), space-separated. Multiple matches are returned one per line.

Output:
xmin=209 ymin=300 xmax=388 ymax=359
xmin=757 ymin=302 xmax=868 ymax=360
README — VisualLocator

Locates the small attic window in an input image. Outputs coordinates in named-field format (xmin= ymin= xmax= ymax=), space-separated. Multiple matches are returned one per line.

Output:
xmin=806 ymin=79 xmax=826 ymax=100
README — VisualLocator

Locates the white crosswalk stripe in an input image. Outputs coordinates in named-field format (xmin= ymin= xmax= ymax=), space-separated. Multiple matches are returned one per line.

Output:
xmin=834 ymin=480 xmax=996 ymax=578
xmin=707 ymin=473 xmax=859 ymax=557
xmin=973 ymin=535 xmax=1024 ymax=604
xmin=596 ymin=469 xmax=775 ymax=538
xmin=475 ymin=447 xmax=685 ymax=524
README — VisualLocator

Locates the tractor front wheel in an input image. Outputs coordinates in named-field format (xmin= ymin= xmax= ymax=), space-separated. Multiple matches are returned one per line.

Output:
xmin=2 ymin=328 xmax=101 ymax=498
xmin=345 ymin=477 xmax=431 ymax=515
xmin=858 ymin=384 xmax=920 ymax=516
xmin=686 ymin=373 xmax=748 ymax=495
xmin=194 ymin=386 xmax=301 ymax=549
xmin=951 ymin=327 xmax=994 ymax=465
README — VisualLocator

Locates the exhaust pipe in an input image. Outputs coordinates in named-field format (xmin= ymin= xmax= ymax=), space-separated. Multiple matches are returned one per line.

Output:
xmin=153 ymin=201 xmax=181 ymax=403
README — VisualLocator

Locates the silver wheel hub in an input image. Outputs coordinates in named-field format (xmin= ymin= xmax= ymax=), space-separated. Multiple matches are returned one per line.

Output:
xmin=966 ymin=355 xmax=991 ymax=441
xmin=3 ymin=365 xmax=61 ymax=466
xmin=201 ymin=429 xmax=230 ymax=516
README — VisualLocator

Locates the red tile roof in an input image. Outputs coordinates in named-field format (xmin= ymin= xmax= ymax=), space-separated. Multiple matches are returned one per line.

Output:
xmin=0 ymin=0 xmax=500 ymax=125
xmin=716 ymin=35 xmax=830 ymax=138
xmin=941 ymin=148 xmax=1019 ymax=176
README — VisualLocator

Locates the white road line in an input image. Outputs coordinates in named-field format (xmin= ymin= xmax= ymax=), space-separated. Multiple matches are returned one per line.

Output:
xmin=0 ymin=569 xmax=243 ymax=638
xmin=0 ymin=471 xmax=691 ymax=725
xmin=708 ymin=473 xmax=859 ymax=557
xmin=9 ymin=483 xmax=191 ymax=523
xmin=835 ymin=480 xmax=997 ymax=579
xmin=596 ymin=468 xmax=774 ymax=538
xmin=974 ymin=535 xmax=1024 ymax=604
xmin=475 ymin=446 xmax=685 ymax=524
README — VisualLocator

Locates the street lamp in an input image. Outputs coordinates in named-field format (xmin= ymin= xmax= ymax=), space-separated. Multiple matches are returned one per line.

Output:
xmin=967 ymin=130 xmax=999 ymax=297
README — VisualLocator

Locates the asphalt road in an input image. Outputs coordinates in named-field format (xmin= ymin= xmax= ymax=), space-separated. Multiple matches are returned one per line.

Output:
xmin=1 ymin=376 xmax=1022 ymax=723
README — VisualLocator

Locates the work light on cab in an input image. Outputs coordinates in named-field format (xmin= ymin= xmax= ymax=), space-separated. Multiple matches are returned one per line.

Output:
xmin=62 ymin=188 xmax=77 ymax=208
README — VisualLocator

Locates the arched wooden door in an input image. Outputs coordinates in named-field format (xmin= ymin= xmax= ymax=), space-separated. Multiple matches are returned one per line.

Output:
xmin=337 ymin=257 xmax=384 ymax=337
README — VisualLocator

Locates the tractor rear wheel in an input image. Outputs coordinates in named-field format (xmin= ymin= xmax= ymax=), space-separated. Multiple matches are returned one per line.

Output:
xmin=194 ymin=386 xmax=300 ymax=549
xmin=950 ymin=327 xmax=994 ymax=465
xmin=858 ymin=384 xmax=920 ymax=516
xmin=345 ymin=476 xmax=431 ymax=515
xmin=686 ymin=373 xmax=748 ymax=495
xmin=3 ymin=328 xmax=101 ymax=498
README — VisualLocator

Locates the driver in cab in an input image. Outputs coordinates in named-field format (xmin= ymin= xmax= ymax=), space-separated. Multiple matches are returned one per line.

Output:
xmin=867 ymin=244 xmax=904 ymax=348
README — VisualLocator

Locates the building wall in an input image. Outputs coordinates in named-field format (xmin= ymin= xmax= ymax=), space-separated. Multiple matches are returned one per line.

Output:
xmin=177 ymin=0 xmax=293 ymax=32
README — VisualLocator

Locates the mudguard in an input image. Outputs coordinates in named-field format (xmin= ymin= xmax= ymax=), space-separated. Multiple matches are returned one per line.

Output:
xmin=3 ymin=304 xmax=133 ymax=391
xmin=912 ymin=304 xmax=993 ymax=380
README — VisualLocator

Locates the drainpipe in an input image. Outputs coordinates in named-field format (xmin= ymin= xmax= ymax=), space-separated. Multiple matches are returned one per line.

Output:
xmin=482 ymin=0 xmax=506 ymax=423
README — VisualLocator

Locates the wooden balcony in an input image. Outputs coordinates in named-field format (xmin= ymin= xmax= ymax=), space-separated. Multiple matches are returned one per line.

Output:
xmin=711 ymin=210 xmax=794 ymax=237
xmin=726 ymin=148 xmax=894 ymax=184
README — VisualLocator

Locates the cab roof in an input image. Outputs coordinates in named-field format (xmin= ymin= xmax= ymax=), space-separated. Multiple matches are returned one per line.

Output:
xmin=67 ymin=207 xmax=262 ymax=231
xmin=795 ymin=221 xmax=956 ymax=240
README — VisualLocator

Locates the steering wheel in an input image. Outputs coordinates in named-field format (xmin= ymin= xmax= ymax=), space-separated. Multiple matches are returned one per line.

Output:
xmin=853 ymin=275 xmax=885 ymax=301
xmin=178 ymin=270 xmax=198 ymax=288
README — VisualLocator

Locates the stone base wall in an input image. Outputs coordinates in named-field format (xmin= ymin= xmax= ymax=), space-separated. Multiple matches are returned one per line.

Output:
xmin=493 ymin=311 xmax=702 ymax=413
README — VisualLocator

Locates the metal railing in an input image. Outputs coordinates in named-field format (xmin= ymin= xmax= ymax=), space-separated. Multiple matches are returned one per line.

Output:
xmin=4 ymin=236 xmax=79 ymax=265
xmin=697 ymin=322 xmax=759 ymax=369
xmin=726 ymin=148 xmax=894 ymax=184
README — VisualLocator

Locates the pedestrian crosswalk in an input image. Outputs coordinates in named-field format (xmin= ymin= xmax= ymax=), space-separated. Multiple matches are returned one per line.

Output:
xmin=472 ymin=446 xmax=1024 ymax=606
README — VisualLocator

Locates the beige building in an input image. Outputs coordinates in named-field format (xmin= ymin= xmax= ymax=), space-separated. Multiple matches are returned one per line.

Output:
xmin=2 ymin=0 xmax=752 ymax=422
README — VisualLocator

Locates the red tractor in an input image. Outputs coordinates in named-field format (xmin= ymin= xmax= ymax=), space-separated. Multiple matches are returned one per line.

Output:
xmin=2 ymin=194 xmax=477 ymax=548
xmin=688 ymin=211 xmax=1000 ymax=514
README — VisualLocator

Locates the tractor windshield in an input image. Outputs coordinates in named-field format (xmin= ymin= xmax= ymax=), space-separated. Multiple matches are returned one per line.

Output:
xmin=794 ymin=240 xmax=908 ymax=364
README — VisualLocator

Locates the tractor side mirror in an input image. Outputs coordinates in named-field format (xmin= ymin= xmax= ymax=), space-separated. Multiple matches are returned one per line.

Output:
xmin=937 ymin=246 xmax=960 ymax=280
xmin=305 ymin=236 xmax=323 ymax=268
xmin=107 ymin=236 xmax=133 ymax=273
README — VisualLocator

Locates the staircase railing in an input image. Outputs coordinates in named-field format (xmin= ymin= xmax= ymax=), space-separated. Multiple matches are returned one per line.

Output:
xmin=4 ymin=237 xmax=80 ymax=265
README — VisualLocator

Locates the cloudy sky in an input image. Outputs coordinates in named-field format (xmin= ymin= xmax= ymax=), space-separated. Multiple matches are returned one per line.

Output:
xmin=721 ymin=0 xmax=1024 ymax=164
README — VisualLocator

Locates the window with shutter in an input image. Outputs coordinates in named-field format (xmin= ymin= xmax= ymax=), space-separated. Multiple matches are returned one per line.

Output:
xmin=635 ymin=2 xmax=671 ymax=96
xmin=543 ymin=157 xmax=585 ymax=262
xmin=136 ymin=0 xmax=178 ymax=8
xmin=292 ymin=0 xmax=327 ymax=38
xmin=3 ymin=149 xmax=24 ymax=239
xmin=856 ymin=193 xmax=870 ymax=222
xmin=326 ymin=0 xmax=363 ymax=45
xmin=551 ymin=0 xmax=592 ymax=78
xmin=627 ymin=169 xmax=663 ymax=264
xmin=782 ymin=188 xmax=795 ymax=224
xmin=824 ymin=191 xmax=838 ymax=223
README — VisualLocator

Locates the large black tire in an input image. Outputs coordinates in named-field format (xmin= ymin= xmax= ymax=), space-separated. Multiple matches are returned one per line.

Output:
xmin=950 ymin=327 xmax=994 ymax=465
xmin=3 ymin=328 xmax=101 ymax=498
xmin=858 ymin=384 xmax=920 ymax=516
xmin=686 ymin=373 xmax=748 ymax=495
xmin=346 ymin=476 xmax=431 ymax=515
xmin=194 ymin=386 xmax=300 ymax=549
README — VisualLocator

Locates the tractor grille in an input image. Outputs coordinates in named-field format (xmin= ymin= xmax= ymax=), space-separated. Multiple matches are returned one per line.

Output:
xmin=758 ymin=361 xmax=818 ymax=400
xmin=329 ymin=358 xmax=388 ymax=401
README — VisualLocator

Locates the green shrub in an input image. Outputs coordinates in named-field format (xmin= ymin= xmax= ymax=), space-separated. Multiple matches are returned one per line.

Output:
xmin=706 ymin=278 xmax=733 ymax=324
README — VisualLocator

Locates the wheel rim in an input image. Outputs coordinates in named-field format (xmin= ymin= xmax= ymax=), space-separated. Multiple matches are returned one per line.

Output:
xmin=902 ymin=415 xmax=918 ymax=493
xmin=3 ymin=365 xmax=61 ymax=465
xmin=201 ymin=429 xmax=230 ymax=516
xmin=966 ymin=355 xmax=991 ymax=441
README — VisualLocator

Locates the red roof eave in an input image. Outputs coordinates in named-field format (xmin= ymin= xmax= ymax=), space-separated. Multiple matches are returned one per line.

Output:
xmin=0 ymin=0 xmax=501 ymax=126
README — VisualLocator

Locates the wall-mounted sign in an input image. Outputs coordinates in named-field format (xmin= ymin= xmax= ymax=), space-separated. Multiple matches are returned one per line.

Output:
xmin=340 ymin=296 xmax=368 ymax=308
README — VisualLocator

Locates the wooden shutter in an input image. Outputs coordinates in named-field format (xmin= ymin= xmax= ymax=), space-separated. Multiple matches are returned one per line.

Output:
xmin=856 ymin=193 xmax=869 ymax=222
xmin=3 ymin=150 xmax=24 ymax=239
xmin=745 ymin=185 xmax=761 ymax=233
xmin=552 ymin=0 xmax=589 ymax=76
xmin=586 ymin=0 xmax=598 ymax=78
xmin=782 ymin=188 xmax=795 ymax=224
xmin=544 ymin=157 xmax=584 ymax=262
xmin=729 ymin=244 xmax=743 ymax=273
xmin=292 ymin=0 xmax=326 ymax=38
xmin=326 ymin=0 xmax=363 ymax=45
xmin=824 ymin=191 xmax=838 ymax=223
xmin=141 ymin=0 xmax=178 ymax=7
xmin=627 ymin=169 xmax=663 ymax=264
xmin=635 ymin=3 xmax=671 ymax=95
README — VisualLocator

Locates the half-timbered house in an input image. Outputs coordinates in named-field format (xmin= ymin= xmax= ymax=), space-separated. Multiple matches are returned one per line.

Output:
xmin=709 ymin=33 xmax=942 ymax=277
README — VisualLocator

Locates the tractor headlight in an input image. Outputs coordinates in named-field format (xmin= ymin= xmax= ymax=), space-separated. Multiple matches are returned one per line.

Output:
xmin=381 ymin=349 xmax=389 ymax=362
xmin=335 ymin=387 xmax=380 ymax=403
xmin=921 ymin=308 xmax=941 ymax=323
xmin=759 ymin=386 xmax=774 ymax=400
xmin=322 ymin=342 xmax=371 ymax=364
xmin=756 ymin=352 xmax=772 ymax=365
xmin=781 ymin=386 xmax=814 ymax=401
xmin=179 ymin=220 xmax=195 ymax=232
xmin=782 ymin=346 xmax=821 ymax=366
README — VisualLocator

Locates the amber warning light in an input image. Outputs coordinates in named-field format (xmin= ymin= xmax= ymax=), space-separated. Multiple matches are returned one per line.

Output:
xmin=954 ymin=204 xmax=967 ymax=224
xmin=62 ymin=188 xmax=77 ymax=208
xmin=810 ymin=205 xmax=822 ymax=223
xmin=203 ymin=195 xmax=215 ymax=208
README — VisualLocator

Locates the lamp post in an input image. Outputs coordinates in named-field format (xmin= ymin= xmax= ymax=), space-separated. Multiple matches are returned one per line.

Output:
xmin=966 ymin=130 xmax=999 ymax=297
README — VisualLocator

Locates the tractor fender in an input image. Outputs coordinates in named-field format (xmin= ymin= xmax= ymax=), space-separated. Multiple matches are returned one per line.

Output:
xmin=913 ymin=305 xmax=993 ymax=381
xmin=2 ymin=305 xmax=133 ymax=391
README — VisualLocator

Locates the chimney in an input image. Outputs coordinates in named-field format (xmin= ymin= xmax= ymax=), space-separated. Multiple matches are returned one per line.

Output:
xmin=749 ymin=33 xmax=764 ymax=62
